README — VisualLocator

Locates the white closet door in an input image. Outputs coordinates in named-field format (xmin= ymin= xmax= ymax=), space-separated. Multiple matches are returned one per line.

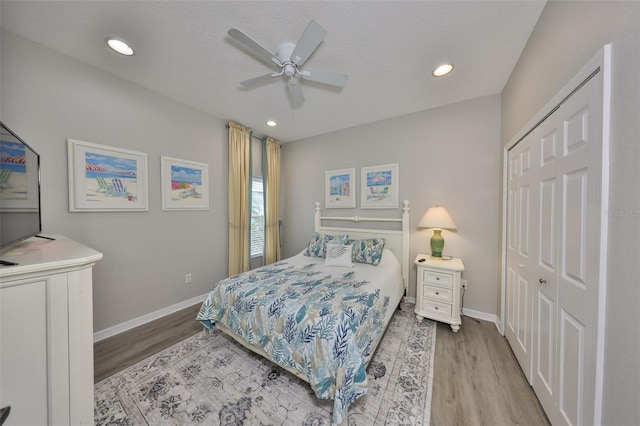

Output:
xmin=505 ymin=132 xmax=534 ymax=382
xmin=531 ymin=71 xmax=603 ymax=426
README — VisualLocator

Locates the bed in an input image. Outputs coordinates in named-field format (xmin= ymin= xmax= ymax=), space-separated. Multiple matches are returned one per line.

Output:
xmin=196 ymin=201 xmax=410 ymax=425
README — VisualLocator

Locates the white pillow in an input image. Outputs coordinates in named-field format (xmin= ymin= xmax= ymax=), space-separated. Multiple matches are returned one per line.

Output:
xmin=324 ymin=243 xmax=353 ymax=268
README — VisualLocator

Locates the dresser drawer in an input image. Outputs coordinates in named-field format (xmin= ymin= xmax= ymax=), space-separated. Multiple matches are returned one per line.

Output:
xmin=422 ymin=270 xmax=453 ymax=288
xmin=424 ymin=284 xmax=453 ymax=303
xmin=422 ymin=300 xmax=453 ymax=318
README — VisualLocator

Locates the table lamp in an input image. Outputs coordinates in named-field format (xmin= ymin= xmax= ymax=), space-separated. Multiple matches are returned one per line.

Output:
xmin=418 ymin=206 xmax=457 ymax=258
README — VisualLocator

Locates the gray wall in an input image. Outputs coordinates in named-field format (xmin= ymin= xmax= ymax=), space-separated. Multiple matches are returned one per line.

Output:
xmin=501 ymin=1 xmax=640 ymax=424
xmin=1 ymin=30 xmax=230 ymax=332
xmin=281 ymin=95 xmax=502 ymax=317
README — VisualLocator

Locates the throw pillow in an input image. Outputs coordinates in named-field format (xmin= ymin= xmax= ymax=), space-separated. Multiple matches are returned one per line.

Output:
xmin=351 ymin=238 xmax=386 ymax=265
xmin=324 ymin=243 xmax=353 ymax=267
xmin=305 ymin=232 xmax=349 ymax=258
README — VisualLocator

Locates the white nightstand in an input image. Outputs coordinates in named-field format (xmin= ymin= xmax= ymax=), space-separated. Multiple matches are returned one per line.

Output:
xmin=414 ymin=254 xmax=465 ymax=332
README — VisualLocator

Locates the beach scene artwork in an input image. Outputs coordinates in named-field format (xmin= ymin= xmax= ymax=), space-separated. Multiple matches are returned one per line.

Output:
xmin=0 ymin=140 xmax=28 ymax=201
xmin=169 ymin=164 xmax=202 ymax=204
xmin=160 ymin=156 xmax=208 ymax=210
xmin=84 ymin=152 xmax=138 ymax=203
xmin=361 ymin=163 xmax=398 ymax=208
xmin=329 ymin=172 xmax=351 ymax=202
xmin=325 ymin=168 xmax=355 ymax=208
xmin=365 ymin=169 xmax=393 ymax=202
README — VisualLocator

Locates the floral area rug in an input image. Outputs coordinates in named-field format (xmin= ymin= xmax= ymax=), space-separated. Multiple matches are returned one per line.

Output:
xmin=94 ymin=302 xmax=435 ymax=425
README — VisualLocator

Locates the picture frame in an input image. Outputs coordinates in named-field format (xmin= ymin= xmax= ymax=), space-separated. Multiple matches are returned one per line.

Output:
xmin=360 ymin=163 xmax=399 ymax=209
xmin=67 ymin=139 xmax=149 ymax=212
xmin=161 ymin=156 xmax=209 ymax=211
xmin=0 ymin=139 xmax=39 ymax=212
xmin=325 ymin=167 xmax=356 ymax=208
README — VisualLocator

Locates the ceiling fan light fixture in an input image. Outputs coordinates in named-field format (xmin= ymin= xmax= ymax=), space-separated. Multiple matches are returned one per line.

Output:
xmin=228 ymin=19 xmax=346 ymax=108
xmin=433 ymin=63 xmax=454 ymax=77
xmin=105 ymin=37 xmax=134 ymax=56
xmin=266 ymin=120 xmax=277 ymax=127
xmin=283 ymin=63 xmax=296 ymax=77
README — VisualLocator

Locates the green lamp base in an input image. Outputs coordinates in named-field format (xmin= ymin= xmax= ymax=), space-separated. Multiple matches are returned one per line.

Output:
xmin=430 ymin=229 xmax=445 ymax=258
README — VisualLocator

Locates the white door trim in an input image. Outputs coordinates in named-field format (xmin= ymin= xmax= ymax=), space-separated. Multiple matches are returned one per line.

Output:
xmin=500 ymin=44 xmax=610 ymax=424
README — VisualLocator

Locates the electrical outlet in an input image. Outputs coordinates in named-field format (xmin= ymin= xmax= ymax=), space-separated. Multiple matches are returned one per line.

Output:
xmin=185 ymin=273 xmax=192 ymax=284
xmin=461 ymin=279 xmax=468 ymax=289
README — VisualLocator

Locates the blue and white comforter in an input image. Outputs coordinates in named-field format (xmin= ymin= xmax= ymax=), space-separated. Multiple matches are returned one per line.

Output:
xmin=196 ymin=249 xmax=403 ymax=424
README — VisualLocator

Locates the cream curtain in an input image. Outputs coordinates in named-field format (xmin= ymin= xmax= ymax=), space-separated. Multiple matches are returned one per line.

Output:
xmin=228 ymin=122 xmax=251 ymax=276
xmin=263 ymin=137 xmax=281 ymax=264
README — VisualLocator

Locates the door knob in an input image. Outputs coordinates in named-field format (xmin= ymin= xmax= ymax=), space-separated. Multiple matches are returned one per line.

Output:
xmin=539 ymin=278 xmax=547 ymax=284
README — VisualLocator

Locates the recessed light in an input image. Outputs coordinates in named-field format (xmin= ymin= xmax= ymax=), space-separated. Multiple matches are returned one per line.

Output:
xmin=105 ymin=37 xmax=134 ymax=56
xmin=266 ymin=120 xmax=277 ymax=127
xmin=433 ymin=63 xmax=454 ymax=77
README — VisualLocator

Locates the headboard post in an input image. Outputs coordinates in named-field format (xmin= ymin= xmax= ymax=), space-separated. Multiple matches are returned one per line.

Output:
xmin=401 ymin=200 xmax=410 ymax=298
xmin=314 ymin=202 xmax=321 ymax=232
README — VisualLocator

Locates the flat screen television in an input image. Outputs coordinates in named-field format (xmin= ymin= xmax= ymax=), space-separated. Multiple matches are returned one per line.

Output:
xmin=0 ymin=120 xmax=42 ymax=251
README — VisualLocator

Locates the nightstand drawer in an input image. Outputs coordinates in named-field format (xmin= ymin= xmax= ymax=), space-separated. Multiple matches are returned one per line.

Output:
xmin=422 ymin=270 xmax=453 ymax=288
xmin=424 ymin=285 xmax=453 ymax=303
xmin=422 ymin=300 xmax=453 ymax=318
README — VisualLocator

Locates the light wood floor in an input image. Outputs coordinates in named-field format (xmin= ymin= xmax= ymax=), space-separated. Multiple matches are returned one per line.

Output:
xmin=94 ymin=305 xmax=203 ymax=382
xmin=94 ymin=306 xmax=549 ymax=425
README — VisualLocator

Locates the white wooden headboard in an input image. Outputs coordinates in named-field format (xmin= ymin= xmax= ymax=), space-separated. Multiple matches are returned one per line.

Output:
xmin=314 ymin=200 xmax=411 ymax=297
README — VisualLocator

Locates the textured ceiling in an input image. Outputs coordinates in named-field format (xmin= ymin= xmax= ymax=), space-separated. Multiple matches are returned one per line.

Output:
xmin=1 ymin=1 xmax=546 ymax=142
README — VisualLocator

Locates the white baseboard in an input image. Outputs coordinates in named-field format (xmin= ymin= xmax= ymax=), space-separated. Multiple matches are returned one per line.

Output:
xmin=93 ymin=293 xmax=208 ymax=343
xmin=494 ymin=316 xmax=504 ymax=335
xmin=462 ymin=307 xmax=497 ymax=324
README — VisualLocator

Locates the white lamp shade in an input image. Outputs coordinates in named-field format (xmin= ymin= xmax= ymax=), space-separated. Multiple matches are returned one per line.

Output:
xmin=418 ymin=206 xmax=457 ymax=230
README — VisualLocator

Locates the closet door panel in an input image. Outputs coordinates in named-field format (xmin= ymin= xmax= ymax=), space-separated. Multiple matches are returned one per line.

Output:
xmin=536 ymin=290 xmax=554 ymax=393
xmin=516 ymin=275 xmax=530 ymax=351
xmin=532 ymin=110 xmax=562 ymax=423
xmin=559 ymin=310 xmax=584 ymax=426
xmin=505 ymin=134 xmax=534 ymax=381
xmin=562 ymin=170 xmax=588 ymax=287
xmin=507 ymin=266 xmax=517 ymax=333
xmin=539 ymin=178 xmax=556 ymax=271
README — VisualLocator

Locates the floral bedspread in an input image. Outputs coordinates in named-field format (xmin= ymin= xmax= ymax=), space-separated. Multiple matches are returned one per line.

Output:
xmin=196 ymin=255 xmax=398 ymax=425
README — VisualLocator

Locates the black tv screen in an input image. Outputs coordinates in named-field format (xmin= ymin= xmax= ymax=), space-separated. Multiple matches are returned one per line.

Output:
xmin=0 ymin=121 xmax=42 ymax=249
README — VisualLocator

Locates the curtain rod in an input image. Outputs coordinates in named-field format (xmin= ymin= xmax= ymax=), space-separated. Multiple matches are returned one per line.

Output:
xmin=225 ymin=123 xmax=265 ymax=141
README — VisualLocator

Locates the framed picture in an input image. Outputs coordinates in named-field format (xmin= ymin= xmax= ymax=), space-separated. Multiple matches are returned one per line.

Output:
xmin=361 ymin=163 xmax=399 ymax=209
xmin=325 ymin=168 xmax=356 ymax=208
xmin=161 ymin=156 xmax=209 ymax=211
xmin=67 ymin=139 xmax=148 ymax=212
xmin=0 ymin=138 xmax=39 ymax=211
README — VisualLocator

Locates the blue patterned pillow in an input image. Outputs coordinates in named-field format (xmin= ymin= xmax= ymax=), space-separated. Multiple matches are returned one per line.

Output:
xmin=305 ymin=232 xmax=349 ymax=258
xmin=350 ymin=238 xmax=386 ymax=265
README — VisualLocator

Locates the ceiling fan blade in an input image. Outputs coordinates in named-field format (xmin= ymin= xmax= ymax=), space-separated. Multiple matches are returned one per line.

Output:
xmin=228 ymin=28 xmax=278 ymax=66
xmin=287 ymin=77 xmax=305 ymax=107
xmin=302 ymin=69 xmax=348 ymax=88
xmin=240 ymin=73 xmax=276 ymax=88
xmin=290 ymin=19 xmax=327 ymax=66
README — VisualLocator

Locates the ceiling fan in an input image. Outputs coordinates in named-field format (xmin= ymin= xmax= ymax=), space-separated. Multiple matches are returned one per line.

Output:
xmin=228 ymin=19 xmax=347 ymax=107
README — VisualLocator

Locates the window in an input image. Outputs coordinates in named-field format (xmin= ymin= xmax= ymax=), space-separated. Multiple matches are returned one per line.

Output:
xmin=250 ymin=177 xmax=264 ymax=257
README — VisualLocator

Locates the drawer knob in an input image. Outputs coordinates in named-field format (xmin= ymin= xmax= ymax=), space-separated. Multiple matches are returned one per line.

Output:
xmin=436 ymin=277 xmax=440 ymax=280
xmin=435 ymin=306 xmax=439 ymax=310
xmin=435 ymin=292 xmax=440 ymax=295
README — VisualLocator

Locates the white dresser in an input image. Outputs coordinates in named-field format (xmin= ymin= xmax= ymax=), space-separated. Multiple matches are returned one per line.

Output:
xmin=414 ymin=254 xmax=464 ymax=332
xmin=0 ymin=236 xmax=102 ymax=426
